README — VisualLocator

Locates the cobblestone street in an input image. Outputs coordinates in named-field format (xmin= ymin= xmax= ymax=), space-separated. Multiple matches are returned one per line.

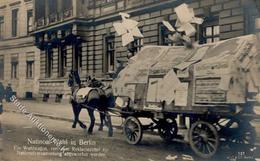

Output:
xmin=1 ymin=100 xmax=260 ymax=161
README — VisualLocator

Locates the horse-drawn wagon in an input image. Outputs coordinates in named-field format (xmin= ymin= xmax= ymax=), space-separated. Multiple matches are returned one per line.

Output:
xmin=112 ymin=34 xmax=260 ymax=158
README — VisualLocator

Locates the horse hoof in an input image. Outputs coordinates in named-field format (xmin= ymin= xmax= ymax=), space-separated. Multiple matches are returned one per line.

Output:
xmin=88 ymin=131 xmax=93 ymax=135
xmin=98 ymin=127 xmax=103 ymax=131
xmin=81 ymin=124 xmax=87 ymax=129
xmin=72 ymin=124 xmax=76 ymax=128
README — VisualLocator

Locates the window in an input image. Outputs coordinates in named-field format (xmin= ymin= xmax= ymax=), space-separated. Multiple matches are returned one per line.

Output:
xmin=72 ymin=44 xmax=82 ymax=72
xmin=202 ymin=25 xmax=220 ymax=43
xmin=0 ymin=57 xmax=4 ymax=80
xmin=27 ymin=10 xmax=33 ymax=33
xmin=159 ymin=21 xmax=201 ymax=46
xmin=103 ymin=35 xmax=115 ymax=73
xmin=46 ymin=48 xmax=53 ymax=78
xmin=58 ymin=45 xmax=67 ymax=77
xmin=0 ymin=16 xmax=4 ymax=39
xmin=35 ymin=0 xmax=45 ymax=26
xmin=128 ymin=27 xmax=143 ymax=56
xmin=159 ymin=23 xmax=172 ymax=46
xmin=63 ymin=0 xmax=72 ymax=10
xmin=11 ymin=58 xmax=18 ymax=79
xmin=199 ymin=17 xmax=220 ymax=44
xmin=26 ymin=61 xmax=34 ymax=78
xmin=128 ymin=38 xmax=143 ymax=56
xmin=12 ymin=9 xmax=18 ymax=37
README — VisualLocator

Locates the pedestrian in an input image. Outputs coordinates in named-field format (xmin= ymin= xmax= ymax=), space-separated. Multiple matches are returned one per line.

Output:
xmin=0 ymin=82 xmax=4 ymax=114
xmin=5 ymin=83 xmax=13 ymax=102
xmin=0 ymin=82 xmax=4 ymax=143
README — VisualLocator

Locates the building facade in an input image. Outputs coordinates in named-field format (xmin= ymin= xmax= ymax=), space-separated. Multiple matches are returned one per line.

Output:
xmin=0 ymin=0 xmax=40 ymax=99
xmin=32 ymin=0 xmax=260 ymax=101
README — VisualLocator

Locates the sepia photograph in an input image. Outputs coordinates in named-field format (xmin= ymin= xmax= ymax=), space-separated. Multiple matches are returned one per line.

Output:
xmin=0 ymin=0 xmax=260 ymax=161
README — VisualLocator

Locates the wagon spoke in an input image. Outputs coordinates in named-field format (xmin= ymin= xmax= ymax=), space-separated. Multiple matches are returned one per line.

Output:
xmin=207 ymin=142 xmax=216 ymax=151
xmin=123 ymin=116 xmax=143 ymax=145
xmin=189 ymin=121 xmax=219 ymax=159
xmin=158 ymin=119 xmax=178 ymax=142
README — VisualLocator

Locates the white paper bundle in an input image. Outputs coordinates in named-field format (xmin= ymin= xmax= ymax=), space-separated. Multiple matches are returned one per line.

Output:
xmin=174 ymin=3 xmax=204 ymax=36
xmin=113 ymin=12 xmax=144 ymax=46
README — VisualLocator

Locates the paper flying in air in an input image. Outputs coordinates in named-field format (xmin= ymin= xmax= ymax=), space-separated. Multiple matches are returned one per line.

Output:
xmin=174 ymin=3 xmax=193 ymax=23
xmin=191 ymin=17 xmax=204 ymax=25
xmin=131 ymin=27 xmax=144 ymax=38
xmin=122 ymin=32 xmax=135 ymax=47
xmin=177 ymin=23 xmax=196 ymax=36
xmin=162 ymin=21 xmax=176 ymax=32
xmin=174 ymin=3 xmax=204 ymax=37
xmin=161 ymin=3 xmax=204 ymax=46
xmin=122 ymin=19 xmax=138 ymax=30
xmin=113 ymin=23 xmax=127 ymax=36
xmin=113 ymin=12 xmax=144 ymax=46
xmin=119 ymin=12 xmax=130 ymax=19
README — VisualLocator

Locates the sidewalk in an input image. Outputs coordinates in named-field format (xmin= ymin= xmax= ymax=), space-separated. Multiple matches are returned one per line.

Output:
xmin=2 ymin=100 xmax=125 ymax=128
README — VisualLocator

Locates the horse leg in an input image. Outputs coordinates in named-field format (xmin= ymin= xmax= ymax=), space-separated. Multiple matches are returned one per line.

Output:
xmin=78 ymin=120 xmax=87 ymax=129
xmin=72 ymin=102 xmax=79 ymax=128
xmin=75 ymin=105 xmax=86 ymax=129
xmin=98 ymin=112 xmax=105 ymax=131
xmin=87 ymin=108 xmax=95 ymax=134
xmin=104 ymin=112 xmax=113 ymax=137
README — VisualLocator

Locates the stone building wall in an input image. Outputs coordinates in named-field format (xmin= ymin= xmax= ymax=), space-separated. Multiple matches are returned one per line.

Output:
xmin=0 ymin=0 xmax=41 ymax=98
xmin=33 ymin=0 xmax=259 ymax=101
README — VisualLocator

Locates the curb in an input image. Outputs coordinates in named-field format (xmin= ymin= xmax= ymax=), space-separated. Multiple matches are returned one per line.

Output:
xmin=3 ymin=110 xmax=123 ymax=129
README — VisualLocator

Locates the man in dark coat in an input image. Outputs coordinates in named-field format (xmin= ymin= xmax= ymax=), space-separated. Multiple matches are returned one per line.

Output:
xmin=5 ymin=84 xmax=13 ymax=102
xmin=0 ymin=82 xmax=4 ymax=114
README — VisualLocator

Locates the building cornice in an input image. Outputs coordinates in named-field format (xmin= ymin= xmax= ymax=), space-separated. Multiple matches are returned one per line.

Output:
xmin=0 ymin=36 xmax=35 ymax=50
xmin=0 ymin=5 xmax=7 ymax=10
xmin=9 ymin=1 xmax=21 ymax=7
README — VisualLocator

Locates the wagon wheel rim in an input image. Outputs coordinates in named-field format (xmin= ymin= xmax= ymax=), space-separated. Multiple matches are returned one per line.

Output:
xmin=189 ymin=121 xmax=219 ymax=159
xmin=230 ymin=122 xmax=256 ymax=145
xmin=216 ymin=119 xmax=256 ymax=145
xmin=158 ymin=119 xmax=178 ymax=142
xmin=232 ymin=130 xmax=256 ymax=145
xmin=123 ymin=116 xmax=143 ymax=145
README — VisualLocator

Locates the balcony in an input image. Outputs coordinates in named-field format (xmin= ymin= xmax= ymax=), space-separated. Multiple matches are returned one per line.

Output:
xmin=35 ymin=8 xmax=74 ymax=28
xmin=87 ymin=0 xmax=170 ymax=18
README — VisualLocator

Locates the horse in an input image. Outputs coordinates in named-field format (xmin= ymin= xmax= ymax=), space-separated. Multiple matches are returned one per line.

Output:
xmin=68 ymin=70 xmax=114 ymax=137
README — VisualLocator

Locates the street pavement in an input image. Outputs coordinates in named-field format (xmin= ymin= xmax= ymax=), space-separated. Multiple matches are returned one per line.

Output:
xmin=1 ymin=100 xmax=260 ymax=161
xmin=2 ymin=99 xmax=126 ymax=128
xmin=1 ymin=112 xmax=260 ymax=161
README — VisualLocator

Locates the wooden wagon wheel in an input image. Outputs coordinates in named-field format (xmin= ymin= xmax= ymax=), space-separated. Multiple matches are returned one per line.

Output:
xmin=158 ymin=118 xmax=178 ymax=142
xmin=217 ymin=119 xmax=256 ymax=145
xmin=231 ymin=125 xmax=256 ymax=145
xmin=189 ymin=121 xmax=219 ymax=159
xmin=123 ymin=116 xmax=143 ymax=145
